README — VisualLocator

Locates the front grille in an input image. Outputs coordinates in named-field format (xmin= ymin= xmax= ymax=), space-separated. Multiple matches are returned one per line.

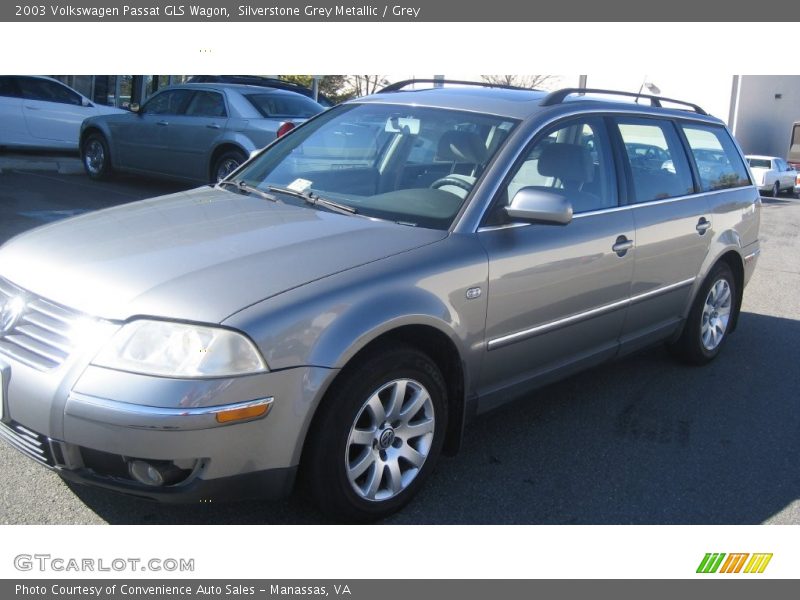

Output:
xmin=0 ymin=421 xmax=56 ymax=467
xmin=0 ymin=277 xmax=82 ymax=370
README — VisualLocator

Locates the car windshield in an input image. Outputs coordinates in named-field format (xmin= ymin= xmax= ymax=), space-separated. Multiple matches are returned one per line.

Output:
xmin=245 ymin=92 xmax=324 ymax=119
xmin=747 ymin=158 xmax=771 ymax=169
xmin=233 ymin=103 xmax=518 ymax=229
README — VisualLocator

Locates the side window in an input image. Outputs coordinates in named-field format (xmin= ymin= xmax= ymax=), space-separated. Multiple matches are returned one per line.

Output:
xmin=680 ymin=124 xmax=751 ymax=191
xmin=18 ymin=77 xmax=82 ymax=106
xmin=0 ymin=77 xmax=21 ymax=98
xmin=502 ymin=117 xmax=617 ymax=215
xmin=614 ymin=118 xmax=694 ymax=203
xmin=141 ymin=90 xmax=191 ymax=116
xmin=184 ymin=91 xmax=227 ymax=118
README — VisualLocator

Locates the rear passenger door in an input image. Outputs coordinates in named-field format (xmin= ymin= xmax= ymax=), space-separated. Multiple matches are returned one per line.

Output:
xmin=477 ymin=116 xmax=635 ymax=408
xmin=0 ymin=77 xmax=28 ymax=146
xmin=163 ymin=90 xmax=229 ymax=181
xmin=17 ymin=77 xmax=87 ymax=144
xmin=612 ymin=117 xmax=709 ymax=352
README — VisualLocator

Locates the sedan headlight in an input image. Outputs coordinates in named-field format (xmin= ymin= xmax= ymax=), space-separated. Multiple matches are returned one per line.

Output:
xmin=92 ymin=320 xmax=267 ymax=378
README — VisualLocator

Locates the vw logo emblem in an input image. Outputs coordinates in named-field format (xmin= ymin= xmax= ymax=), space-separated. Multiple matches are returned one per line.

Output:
xmin=379 ymin=428 xmax=396 ymax=450
xmin=0 ymin=296 xmax=25 ymax=335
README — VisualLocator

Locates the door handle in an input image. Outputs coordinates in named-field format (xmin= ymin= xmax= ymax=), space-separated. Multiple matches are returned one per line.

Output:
xmin=24 ymin=106 xmax=39 ymax=110
xmin=696 ymin=217 xmax=711 ymax=235
xmin=612 ymin=235 xmax=634 ymax=257
xmin=206 ymin=123 xmax=221 ymax=129
xmin=156 ymin=120 xmax=169 ymax=126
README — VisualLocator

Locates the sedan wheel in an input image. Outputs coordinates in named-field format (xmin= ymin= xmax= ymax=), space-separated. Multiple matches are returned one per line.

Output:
xmin=82 ymin=134 xmax=112 ymax=180
xmin=305 ymin=345 xmax=447 ymax=522
xmin=212 ymin=150 xmax=246 ymax=183
xmin=772 ymin=181 xmax=780 ymax=197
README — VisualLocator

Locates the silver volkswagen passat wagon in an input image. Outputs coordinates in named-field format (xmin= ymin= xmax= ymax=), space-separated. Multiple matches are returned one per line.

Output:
xmin=0 ymin=81 xmax=760 ymax=521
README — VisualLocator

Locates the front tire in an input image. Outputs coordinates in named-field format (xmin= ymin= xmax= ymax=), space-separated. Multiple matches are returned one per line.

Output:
xmin=82 ymin=133 xmax=112 ymax=180
xmin=671 ymin=262 xmax=736 ymax=365
xmin=771 ymin=180 xmax=780 ymax=197
xmin=304 ymin=345 xmax=448 ymax=522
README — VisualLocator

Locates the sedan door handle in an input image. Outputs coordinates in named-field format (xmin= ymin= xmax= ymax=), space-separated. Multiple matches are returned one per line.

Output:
xmin=156 ymin=120 xmax=169 ymax=126
xmin=612 ymin=235 xmax=634 ymax=257
xmin=24 ymin=106 xmax=40 ymax=110
xmin=206 ymin=123 xmax=221 ymax=129
xmin=696 ymin=217 xmax=711 ymax=235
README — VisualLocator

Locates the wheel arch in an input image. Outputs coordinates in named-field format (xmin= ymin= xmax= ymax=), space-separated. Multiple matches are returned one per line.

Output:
xmin=297 ymin=322 xmax=468 ymax=476
xmin=685 ymin=246 xmax=745 ymax=335
xmin=79 ymin=125 xmax=113 ymax=167
xmin=208 ymin=142 xmax=249 ymax=181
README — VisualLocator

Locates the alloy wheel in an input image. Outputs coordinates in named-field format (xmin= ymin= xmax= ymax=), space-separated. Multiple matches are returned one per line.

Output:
xmin=84 ymin=139 xmax=105 ymax=176
xmin=701 ymin=278 xmax=732 ymax=351
xmin=345 ymin=378 xmax=435 ymax=502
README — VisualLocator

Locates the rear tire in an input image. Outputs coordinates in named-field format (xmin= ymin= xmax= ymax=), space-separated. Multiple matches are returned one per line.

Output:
xmin=82 ymin=133 xmax=113 ymax=180
xmin=304 ymin=344 xmax=448 ymax=522
xmin=771 ymin=180 xmax=780 ymax=197
xmin=670 ymin=262 xmax=736 ymax=365
xmin=211 ymin=149 xmax=246 ymax=183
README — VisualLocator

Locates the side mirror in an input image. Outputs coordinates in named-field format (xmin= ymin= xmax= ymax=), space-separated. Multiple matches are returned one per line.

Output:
xmin=128 ymin=103 xmax=141 ymax=114
xmin=505 ymin=187 xmax=573 ymax=225
xmin=81 ymin=97 xmax=93 ymax=107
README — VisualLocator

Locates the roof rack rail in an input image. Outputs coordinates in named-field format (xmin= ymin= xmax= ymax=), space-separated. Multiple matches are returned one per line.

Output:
xmin=541 ymin=88 xmax=707 ymax=115
xmin=378 ymin=78 xmax=536 ymax=94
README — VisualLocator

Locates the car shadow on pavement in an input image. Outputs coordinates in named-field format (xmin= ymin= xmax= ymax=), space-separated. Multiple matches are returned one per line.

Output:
xmin=67 ymin=310 xmax=800 ymax=524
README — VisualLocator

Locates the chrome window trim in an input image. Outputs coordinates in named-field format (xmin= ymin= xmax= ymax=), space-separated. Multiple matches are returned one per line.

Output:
xmin=487 ymin=277 xmax=696 ymax=351
xmin=476 ymin=187 xmax=739 ymax=232
xmin=458 ymin=107 xmax=752 ymax=235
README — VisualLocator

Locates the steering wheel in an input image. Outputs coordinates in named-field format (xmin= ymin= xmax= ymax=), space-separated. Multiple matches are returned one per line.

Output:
xmin=430 ymin=176 xmax=473 ymax=192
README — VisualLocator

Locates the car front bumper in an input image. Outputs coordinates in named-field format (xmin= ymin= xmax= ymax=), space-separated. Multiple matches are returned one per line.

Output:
xmin=0 ymin=353 xmax=336 ymax=503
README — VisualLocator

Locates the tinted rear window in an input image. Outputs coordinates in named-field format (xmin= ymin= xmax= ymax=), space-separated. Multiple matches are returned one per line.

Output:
xmin=245 ymin=93 xmax=323 ymax=119
xmin=747 ymin=158 xmax=771 ymax=169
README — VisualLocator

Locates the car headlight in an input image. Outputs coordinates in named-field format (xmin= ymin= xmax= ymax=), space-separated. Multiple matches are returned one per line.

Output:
xmin=92 ymin=320 xmax=267 ymax=378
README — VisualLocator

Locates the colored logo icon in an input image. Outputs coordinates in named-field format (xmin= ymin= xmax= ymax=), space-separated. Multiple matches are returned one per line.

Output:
xmin=697 ymin=553 xmax=773 ymax=574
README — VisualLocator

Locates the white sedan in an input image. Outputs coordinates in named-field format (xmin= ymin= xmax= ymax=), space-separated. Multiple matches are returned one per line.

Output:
xmin=0 ymin=76 xmax=124 ymax=151
xmin=746 ymin=155 xmax=797 ymax=197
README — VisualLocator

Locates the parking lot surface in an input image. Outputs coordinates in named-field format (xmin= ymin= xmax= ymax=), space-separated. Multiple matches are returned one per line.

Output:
xmin=1 ymin=162 xmax=799 ymax=524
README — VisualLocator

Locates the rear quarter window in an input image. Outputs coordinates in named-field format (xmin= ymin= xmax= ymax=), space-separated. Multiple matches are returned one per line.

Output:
xmin=680 ymin=124 xmax=751 ymax=191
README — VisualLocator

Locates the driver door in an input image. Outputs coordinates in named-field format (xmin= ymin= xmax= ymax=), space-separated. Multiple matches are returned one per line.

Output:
xmin=114 ymin=89 xmax=192 ymax=173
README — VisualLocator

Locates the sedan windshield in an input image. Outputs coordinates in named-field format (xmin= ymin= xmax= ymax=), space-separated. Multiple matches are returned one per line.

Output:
xmin=234 ymin=103 xmax=518 ymax=229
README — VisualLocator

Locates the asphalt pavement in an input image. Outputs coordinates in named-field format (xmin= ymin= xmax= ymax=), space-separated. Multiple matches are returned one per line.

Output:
xmin=0 ymin=159 xmax=798 ymax=524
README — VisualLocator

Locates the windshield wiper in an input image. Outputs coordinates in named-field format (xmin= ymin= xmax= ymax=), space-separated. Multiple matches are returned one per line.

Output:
xmin=267 ymin=185 xmax=357 ymax=215
xmin=218 ymin=179 xmax=282 ymax=203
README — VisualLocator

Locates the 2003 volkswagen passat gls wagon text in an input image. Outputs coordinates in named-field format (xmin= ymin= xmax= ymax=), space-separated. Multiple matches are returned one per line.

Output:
xmin=0 ymin=82 xmax=760 ymax=521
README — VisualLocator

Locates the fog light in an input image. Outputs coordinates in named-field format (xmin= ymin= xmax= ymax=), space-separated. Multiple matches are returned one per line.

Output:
xmin=128 ymin=460 xmax=185 ymax=487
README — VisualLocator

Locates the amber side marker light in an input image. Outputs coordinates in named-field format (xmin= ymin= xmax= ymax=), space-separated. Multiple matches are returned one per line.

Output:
xmin=215 ymin=402 xmax=271 ymax=424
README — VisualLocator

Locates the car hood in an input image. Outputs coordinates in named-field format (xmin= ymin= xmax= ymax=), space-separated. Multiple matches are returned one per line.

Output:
xmin=0 ymin=187 xmax=447 ymax=323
